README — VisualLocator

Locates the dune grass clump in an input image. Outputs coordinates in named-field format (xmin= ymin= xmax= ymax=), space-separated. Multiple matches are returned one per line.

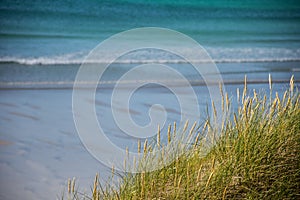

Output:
xmin=63 ymin=76 xmax=299 ymax=199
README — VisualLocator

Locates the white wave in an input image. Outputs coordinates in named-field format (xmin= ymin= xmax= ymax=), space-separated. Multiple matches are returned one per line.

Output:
xmin=1 ymin=47 xmax=299 ymax=65
xmin=1 ymin=57 xmax=299 ymax=65
xmin=0 ymin=78 xmax=295 ymax=89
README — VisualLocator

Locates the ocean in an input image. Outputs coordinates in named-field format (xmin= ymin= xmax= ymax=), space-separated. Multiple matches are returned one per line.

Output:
xmin=1 ymin=0 xmax=300 ymax=65
xmin=0 ymin=0 xmax=300 ymax=199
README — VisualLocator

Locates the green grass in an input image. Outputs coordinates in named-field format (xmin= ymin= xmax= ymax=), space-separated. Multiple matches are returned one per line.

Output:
xmin=63 ymin=76 xmax=300 ymax=200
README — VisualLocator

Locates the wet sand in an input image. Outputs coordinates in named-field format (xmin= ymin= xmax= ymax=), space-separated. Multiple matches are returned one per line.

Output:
xmin=0 ymin=62 xmax=299 ymax=199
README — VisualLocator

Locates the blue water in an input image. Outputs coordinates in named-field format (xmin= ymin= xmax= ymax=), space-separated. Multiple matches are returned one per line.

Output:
xmin=1 ymin=0 xmax=300 ymax=65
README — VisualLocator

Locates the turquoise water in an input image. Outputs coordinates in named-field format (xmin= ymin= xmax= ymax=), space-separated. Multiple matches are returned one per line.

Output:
xmin=1 ymin=0 xmax=300 ymax=64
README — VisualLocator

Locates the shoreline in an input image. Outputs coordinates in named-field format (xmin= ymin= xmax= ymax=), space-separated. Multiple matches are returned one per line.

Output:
xmin=0 ymin=63 xmax=299 ymax=199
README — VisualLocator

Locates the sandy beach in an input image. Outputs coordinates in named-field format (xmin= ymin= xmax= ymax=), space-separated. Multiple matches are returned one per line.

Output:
xmin=0 ymin=62 xmax=298 ymax=199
